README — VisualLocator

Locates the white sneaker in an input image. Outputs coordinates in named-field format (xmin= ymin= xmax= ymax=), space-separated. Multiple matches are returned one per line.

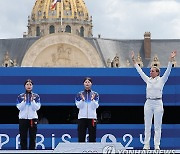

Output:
xmin=143 ymin=145 xmax=150 ymax=150
xmin=154 ymin=145 xmax=160 ymax=150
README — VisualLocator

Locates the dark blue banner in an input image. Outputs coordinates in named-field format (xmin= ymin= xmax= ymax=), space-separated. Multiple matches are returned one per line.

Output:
xmin=0 ymin=67 xmax=179 ymax=106
xmin=0 ymin=124 xmax=179 ymax=150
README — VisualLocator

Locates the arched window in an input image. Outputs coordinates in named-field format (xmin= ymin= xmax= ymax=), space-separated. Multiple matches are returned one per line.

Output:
xmin=36 ymin=26 xmax=40 ymax=36
xmin=80 ymin=26 xmax=84 ymax=37
xmin=65 ymin=25 xmax=71 ymax=33
xmin=49 ymin=25 xmax=55 ymax=34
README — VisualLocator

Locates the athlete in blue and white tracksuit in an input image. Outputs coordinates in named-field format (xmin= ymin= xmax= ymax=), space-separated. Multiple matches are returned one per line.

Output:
xmin=132 ymin=51 xmax=176 ymax=150
xmin=16 ymin=79 xmax=41 ymax=150
xmin=75 ymin=77 xmax=99 ymax=142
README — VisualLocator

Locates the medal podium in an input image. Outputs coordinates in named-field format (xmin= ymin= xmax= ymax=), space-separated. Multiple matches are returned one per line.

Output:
xmin=53 ymin=142 xmax=125 ymax=153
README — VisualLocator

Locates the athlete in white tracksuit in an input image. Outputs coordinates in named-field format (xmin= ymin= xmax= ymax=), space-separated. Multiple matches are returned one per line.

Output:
xmin=16 ymin=79 xmax=41 ymax=150
xmin=75 ymin=77 xmax=99 ymax=142
xmin=131 ymin=51 xmax=176 ymax=150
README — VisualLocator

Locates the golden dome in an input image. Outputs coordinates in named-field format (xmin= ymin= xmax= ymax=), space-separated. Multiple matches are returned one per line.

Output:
xmin=31 ymin=0 xmax=89 ymax=20
xmin=27 ymin=0 xmax=92 ymax=37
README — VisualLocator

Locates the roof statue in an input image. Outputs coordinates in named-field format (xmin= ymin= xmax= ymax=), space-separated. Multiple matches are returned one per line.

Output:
xmin=136 ymin=53 xmax=144 ymax=68
xmin=151 ymin=54 xmax=160 ymax=68
xmin=2 ymin=52 xmax=13 ymax=67
xmin=171 ymin=57 xmax=177 ymax=67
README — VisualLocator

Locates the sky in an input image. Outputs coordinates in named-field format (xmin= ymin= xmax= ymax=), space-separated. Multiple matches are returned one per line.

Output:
xmin=0 ymin=0 xmax=180 ymax=39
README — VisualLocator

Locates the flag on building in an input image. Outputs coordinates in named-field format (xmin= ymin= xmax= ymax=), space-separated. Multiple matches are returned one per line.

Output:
xmin=51 ymin=0 xmax=61 ymax=10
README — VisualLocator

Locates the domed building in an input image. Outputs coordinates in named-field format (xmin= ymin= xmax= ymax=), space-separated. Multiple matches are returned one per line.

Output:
xmin=0 ymin=0 xmax=179 ymax=67
xmin=22 ymin=0 xmax=104 ymax=67
xmin=28 ymin=0 xmax=92 ymax=37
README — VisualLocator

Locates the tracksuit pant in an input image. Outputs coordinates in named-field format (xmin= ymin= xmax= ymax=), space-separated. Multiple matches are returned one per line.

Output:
xmin=144 ymin=99 xmax=164 ymax=148
xmin=78 ymin=118 xmax=97 ymax=142
xmin=19 ymin=119 xmax=38 ymax=150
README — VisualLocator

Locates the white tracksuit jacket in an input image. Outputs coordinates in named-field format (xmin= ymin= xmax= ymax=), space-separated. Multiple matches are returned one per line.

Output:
xmin=16 ymin=92 xmax=41 ymax=119
xmin=75 ymin=89 xmax=99 ymax=119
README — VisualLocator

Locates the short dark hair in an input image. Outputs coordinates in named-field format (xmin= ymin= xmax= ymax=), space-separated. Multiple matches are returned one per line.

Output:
xmin=83 ymin=77 xmax=92 ymax=83
xmin=24 ymin=79 xmax=33 ymax=86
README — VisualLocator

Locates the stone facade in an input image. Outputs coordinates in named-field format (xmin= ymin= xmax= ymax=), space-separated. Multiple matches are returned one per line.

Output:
xmin=21 ymin=33 xmax=103 ymax=67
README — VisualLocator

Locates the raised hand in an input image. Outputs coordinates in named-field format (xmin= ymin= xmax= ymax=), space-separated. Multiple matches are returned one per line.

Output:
xmin=24 ymin=94 xmax=26 ymax=102
xmin=171 ymin=50 xmax=177 ymax=58
xmin=80 ymin=93 xmax=85 ymax=101
xmin=170 ymin=50 xmax=177 ymax=62
xmin=31 ymin=94 xmax=36 ymax=102
xmin=91 ymin=93 xmax=95 ymax=101
xmin=131 ymin=51 xmax=135 ymax=59
xmin=131 ymin=51 xmax=136 ymax=64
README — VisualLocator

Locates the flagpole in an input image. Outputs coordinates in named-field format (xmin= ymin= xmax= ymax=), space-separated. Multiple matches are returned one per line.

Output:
xmin=61 ymin=0 xmax=63 ymax=26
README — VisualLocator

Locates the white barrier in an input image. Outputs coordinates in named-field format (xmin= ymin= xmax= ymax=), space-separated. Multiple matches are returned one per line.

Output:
xmin=53 ymin=142 xmax=125 ymax=153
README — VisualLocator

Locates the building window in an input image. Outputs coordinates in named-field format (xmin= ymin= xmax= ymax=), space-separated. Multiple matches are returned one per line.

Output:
xmin=36 ymin=26 xmax=40 ymax=36
xmin=49 ymin=25 xmax=55 ymax=34
xmin=80 ymin=26 xmax=84 ymax=37
xmin=65 ymin=25 xmax=71 ymax=33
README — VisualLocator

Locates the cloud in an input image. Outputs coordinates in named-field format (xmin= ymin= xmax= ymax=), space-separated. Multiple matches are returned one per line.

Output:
xmin=0 ymin=0 xmax=34 ymax=38
xmin=85 ymin=0 xmax=180 ymax=39
xmin=1 ymin=0 xmax=180 ymax=39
